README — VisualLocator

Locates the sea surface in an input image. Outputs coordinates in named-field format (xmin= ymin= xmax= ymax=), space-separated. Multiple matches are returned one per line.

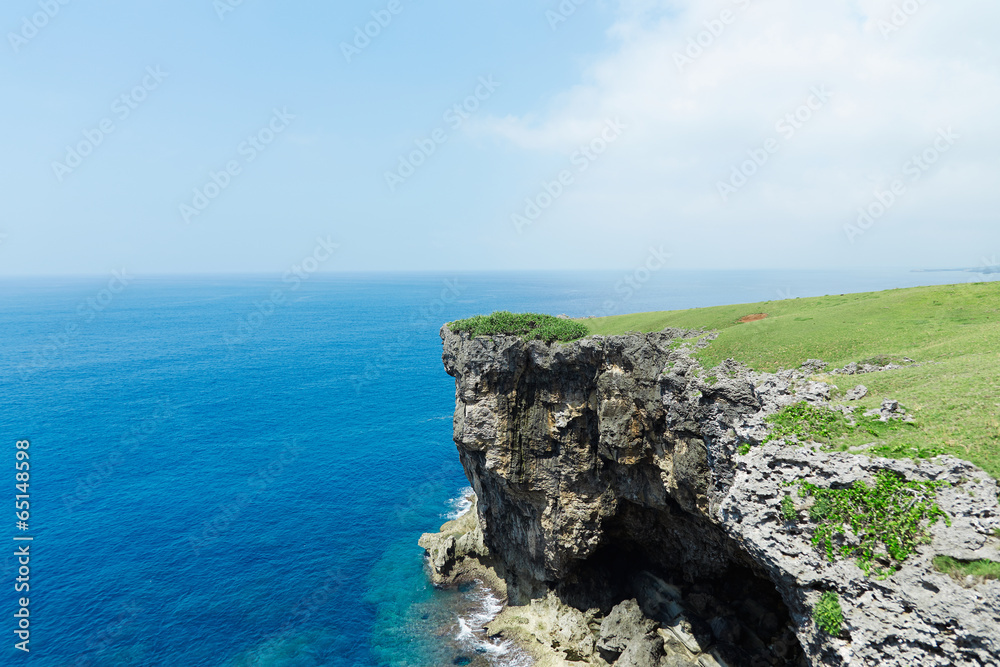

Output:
xmin=0 ymin=269 xmax=988 ymax=666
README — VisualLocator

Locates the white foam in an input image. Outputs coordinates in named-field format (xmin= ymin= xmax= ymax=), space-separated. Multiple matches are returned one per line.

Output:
xmin=445 ymin=486 xmax=475 ymax=520
xmin=469 ymin=587 xmax=504 ymax=624
xmin=455 ymin=617 xmax=475 ymax=643
xmin=453 ymin=581 xmax=534 ymax=667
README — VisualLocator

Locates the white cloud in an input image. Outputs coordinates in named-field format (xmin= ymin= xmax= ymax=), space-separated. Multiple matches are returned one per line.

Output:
xmin=478 ymin=0 xmax=1000 ymax=268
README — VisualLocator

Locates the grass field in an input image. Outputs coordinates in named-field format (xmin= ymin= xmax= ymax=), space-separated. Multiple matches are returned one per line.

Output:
xmin=585 ymin=282 xmax=1000 ymax=478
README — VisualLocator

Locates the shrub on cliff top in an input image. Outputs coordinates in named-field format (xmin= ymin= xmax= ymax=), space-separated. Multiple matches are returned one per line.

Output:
xmin=449 ymin=311 xmax=589 ymax=343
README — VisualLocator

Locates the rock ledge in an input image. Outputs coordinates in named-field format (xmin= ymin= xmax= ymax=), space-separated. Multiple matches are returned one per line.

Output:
xmin=420 ymin=328 xmax=1000 ymax=667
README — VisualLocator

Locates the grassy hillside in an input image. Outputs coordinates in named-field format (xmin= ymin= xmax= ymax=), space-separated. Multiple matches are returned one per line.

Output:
xmin=585 ymin=282 xmax=1000 ymax=477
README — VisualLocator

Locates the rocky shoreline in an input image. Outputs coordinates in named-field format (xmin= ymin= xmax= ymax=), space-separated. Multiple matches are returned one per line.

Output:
xmin=420 ymin=327 xmax=1000 ymax=667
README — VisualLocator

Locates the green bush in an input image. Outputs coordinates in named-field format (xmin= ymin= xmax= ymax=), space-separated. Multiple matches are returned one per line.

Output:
xmin=448 ymin=311 xmax=589 ymax=343
xmin=813 ymin=591 xmax=843 ymax=636
xmin=799 ymin=470 xmax=950 ymax=578
xmin=780 ymin=495 xmax=797 ymax=522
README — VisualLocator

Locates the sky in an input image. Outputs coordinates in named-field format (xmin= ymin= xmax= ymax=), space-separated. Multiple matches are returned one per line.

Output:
xmin=1 ymin=0 xmax=998 ymax=276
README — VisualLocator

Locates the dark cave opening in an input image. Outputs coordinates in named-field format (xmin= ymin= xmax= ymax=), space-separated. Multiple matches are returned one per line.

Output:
xmin=555 ymin=499 xmax=806 ymax=667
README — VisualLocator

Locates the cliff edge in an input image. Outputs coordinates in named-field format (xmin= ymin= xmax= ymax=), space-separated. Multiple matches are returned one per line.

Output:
xmin=421 ymin=326 xmax=1000 ymax=667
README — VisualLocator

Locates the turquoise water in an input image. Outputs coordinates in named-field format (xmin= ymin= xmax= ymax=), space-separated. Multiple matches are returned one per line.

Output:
xmin=0 ymin=270 xmax=981 ymax=666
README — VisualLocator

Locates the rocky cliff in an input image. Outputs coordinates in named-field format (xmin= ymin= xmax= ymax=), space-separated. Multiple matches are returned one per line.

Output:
xmin=420 ymin=327 xmax=1000 ymax=667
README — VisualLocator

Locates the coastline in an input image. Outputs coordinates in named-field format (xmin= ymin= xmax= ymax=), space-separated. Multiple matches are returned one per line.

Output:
xmin=422 ymin=321 xmax=1000 ymax=667
xmin=421 ymin=495 xmax=577 ymax=667
xmin=421 ymin=494 xmax=546 ymax=666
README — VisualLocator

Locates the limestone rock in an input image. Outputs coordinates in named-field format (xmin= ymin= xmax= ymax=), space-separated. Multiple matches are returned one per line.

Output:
xmin=616 ymin=632 xmax=664 ymax=667
xmin=831 ymin=360 xmax=907 ymax=376
xmin=598 ymin=599 xmax=657 ymax=655
xmin=795 ymin=380 xmax=831 ymax=402
xmin=845 ymin=385 xmax=868 ymax=401
xmin=800 ymin=359 xmax=828 ymax=372
xmin=863 ymin=398 xmax=912 ymax=422
xmin=487 ymin=590 xmax=601 ymax=665
xmin=433 ymin=326 xmax=1000 ymax=667
xmin=418 ymin=496 xmax=506 ymax=594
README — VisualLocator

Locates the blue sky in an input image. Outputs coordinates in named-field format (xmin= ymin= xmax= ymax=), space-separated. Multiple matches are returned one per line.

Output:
xmin=2 ymin=0 xmax=998 ymax=275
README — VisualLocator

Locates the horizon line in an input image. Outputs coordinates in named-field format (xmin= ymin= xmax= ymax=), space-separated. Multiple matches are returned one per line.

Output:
xmin=0 ymin=267 xmax=982 ymax=280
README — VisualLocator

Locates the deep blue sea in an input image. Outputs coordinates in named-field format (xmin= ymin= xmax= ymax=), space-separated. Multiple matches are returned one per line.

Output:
xmin=0 ymin=269 xmax=988 ymax=666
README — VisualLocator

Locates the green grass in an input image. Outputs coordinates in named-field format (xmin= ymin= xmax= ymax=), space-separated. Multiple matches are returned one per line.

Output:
xmin=584 ymin=282 xmax=1000 ymax=477
xmin=758 ymin=402 xmax=933 ymax=462
xmin=764 ymin=402 xmax=853 ymax=444
xmin=932 ymin=555 xmax=1000 ymax=582
xmin=449 ymin=311 xmax=588 ymax=344
xmin=584 ymin=282 xmax=1000 ymax=371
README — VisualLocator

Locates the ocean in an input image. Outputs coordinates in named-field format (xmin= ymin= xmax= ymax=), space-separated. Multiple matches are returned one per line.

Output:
xmin=0 ymin=269 xmax=985 ymax=666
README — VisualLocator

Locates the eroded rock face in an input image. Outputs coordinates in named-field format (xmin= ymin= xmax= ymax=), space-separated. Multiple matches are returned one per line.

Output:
xmin=430 ymin=327 xmax=1000 ymax=667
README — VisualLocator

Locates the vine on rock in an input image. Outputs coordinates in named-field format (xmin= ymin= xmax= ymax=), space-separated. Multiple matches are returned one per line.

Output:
xmin=798 ymin=470 xmax=950 ymax=578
